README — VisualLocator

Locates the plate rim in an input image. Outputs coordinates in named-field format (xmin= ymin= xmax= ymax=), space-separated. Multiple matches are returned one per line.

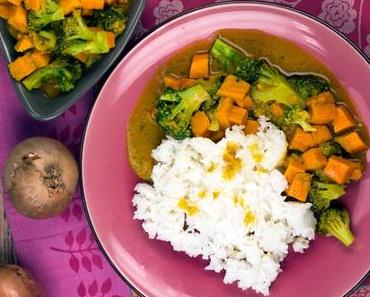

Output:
xmin=80 ymin=2 xmax=370 ymax=297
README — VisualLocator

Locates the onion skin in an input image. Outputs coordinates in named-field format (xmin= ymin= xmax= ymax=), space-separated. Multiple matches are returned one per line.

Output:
xmin=0 ymin=265 xmax=42 ymax=297
xmin=4 ymin=137 xmax=78 ymax=219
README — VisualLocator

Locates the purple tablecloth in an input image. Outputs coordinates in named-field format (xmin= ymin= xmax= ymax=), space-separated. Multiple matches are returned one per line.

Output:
xmin=1 ymin=1 xmax=370 ymax=296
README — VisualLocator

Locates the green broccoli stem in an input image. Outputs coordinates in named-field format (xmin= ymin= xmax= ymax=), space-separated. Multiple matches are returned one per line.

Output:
xmin=210 ymin=38 xmax=262 ymax=83
xmin=250 ymin=63 xmax=304 ymax=107
xmin=318 ymin=208 xmax=355 ymax=247
xmin=328 ymin=220 xmax=354 ymax=247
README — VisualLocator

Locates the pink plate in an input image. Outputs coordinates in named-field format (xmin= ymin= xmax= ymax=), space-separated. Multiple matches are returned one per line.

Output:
xmin=81 ymin=3 xmax=370 ymax=297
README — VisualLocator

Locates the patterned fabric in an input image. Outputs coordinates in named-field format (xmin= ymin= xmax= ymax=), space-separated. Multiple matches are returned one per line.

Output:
xmin=0 ymin=1 xmax=369 ymax=296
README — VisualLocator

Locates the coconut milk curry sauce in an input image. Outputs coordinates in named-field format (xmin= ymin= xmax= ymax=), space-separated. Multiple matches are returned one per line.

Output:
xmin=127 ymin=29 xmax=368 ymax=181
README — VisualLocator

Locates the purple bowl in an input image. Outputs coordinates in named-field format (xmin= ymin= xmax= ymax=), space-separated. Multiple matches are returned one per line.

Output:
xmin=81 ymin=2 xmax=370 ymax=297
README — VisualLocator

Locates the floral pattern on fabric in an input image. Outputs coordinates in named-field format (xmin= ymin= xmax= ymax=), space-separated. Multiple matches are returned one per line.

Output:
xmin=153 ymin=0 xmax=184 ymax=25
xmin=319 ymin=0 xmax=357 ymax=34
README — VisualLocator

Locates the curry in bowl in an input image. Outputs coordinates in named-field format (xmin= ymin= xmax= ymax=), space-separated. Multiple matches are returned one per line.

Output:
xmin=127 ymin=30 xmax=368 ymax=295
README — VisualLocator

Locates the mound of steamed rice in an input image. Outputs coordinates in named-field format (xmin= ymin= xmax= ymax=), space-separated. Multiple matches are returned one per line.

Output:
xmin=133 ymin=117 xmax=316 ymax=296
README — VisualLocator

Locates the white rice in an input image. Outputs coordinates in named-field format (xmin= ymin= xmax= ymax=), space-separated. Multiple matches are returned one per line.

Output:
xmin=133 ymin=117 xmax=316 ymax=296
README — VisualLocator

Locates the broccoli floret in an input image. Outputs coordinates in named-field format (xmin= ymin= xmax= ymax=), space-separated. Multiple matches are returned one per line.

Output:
xmin=91 ymin=5 xmax=128 ymax=35
xmin=199 ymin=75 xmax=223 ymax=111
xmin=317 ymin=208 xmax=355 ymax=247
xmin=314 ymin=169 xmax=333 ymax=183
xmin=319 ymin=141 xmax=342 ymax=157
xmin=283 ymin=105 xmax=316 ymax=131
xmin=31 ymin=31 xmax=57 ymax=52
xmin=309 ymin=181 xmax=345 ymax=212
xmin=288 ymin=74 xmax=330 ymax=99
xmin=28 ymin=0 xmax=64 ymax=31
xmin=23 ymin=57 xmax=82 ymax=92
xmin=210 ymin=38 xmax=262 ymax=84
xmin=156 ymin=84 xmax=211 ymax=139
xmin=61 ymin=11 xmax=111 ymax=56
xmin=250 ymin=62 xmax=304 ymax=107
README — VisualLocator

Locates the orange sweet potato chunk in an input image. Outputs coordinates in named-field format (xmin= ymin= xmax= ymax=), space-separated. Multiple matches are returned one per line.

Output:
xmin=228 ymin=106 xmax=247 ymax=126
xmin=284 ymin=156 xmax=305 ymax=183
xmin=8 ymin=5 xmax=28 ymax=33
xmin=349 ymin=161 xmax=363 ymax=181
xmin=234 ymin=95 xmax=253 ymax=110
xmin=215 ymin=97 xmax=233 ymax=129
xmin=189 ymin=53 xmax=209 ymax=79
xmin=217 ymin=74 xmax=250 ymax=101
xmin=302 ymin=148 xmax=327 ymax=171
xmin=311 ymin=125 xmax=333 ymax=147
xmin=244 ymin=120 xmax=260 ymax=135
xmin=191 ymin=111 xmax=210 ymax=137
xmin=336 ymin=131 xmax=367 ymax=154
xmin=323 ymin=156 xmax=355 ymax=184
xmin=333 ymin=105 xmax=357 ymax=134
xmin=307 ymin=92 xmax=336 ymax=124
xmin=81 ymin=0 xmax=104 ymax=10
xmin=289 ymin=128 xmax=313 ymax=152
xmin=287 ymin=173 xmax=312 ymax=202
xmin=8 ymin=55 xmax=37 ymax=81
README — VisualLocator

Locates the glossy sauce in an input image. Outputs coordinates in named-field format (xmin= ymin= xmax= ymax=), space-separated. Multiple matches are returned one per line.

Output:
xmin=127 ymin=29 xmax=367 ymax=181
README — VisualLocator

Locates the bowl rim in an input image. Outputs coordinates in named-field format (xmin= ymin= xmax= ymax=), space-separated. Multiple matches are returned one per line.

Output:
xmin=80 ymin=2 xmax=370 ymax=297
xmin=0 ymin=0 xmax=147 ymax=121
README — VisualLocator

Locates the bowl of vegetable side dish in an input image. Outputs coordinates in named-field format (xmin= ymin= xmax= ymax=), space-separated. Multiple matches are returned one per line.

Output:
xmin=81 ymin=2 xmax=370 ymax=297
xmin=0 ymin=0 xmax=146 ymax=120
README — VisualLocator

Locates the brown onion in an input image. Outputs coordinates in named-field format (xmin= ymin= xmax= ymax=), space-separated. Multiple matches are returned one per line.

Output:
xmin=0 ymin=265 xmax=42 ymax=297
xmin=4 ymin=137 xmax=78 ymax=219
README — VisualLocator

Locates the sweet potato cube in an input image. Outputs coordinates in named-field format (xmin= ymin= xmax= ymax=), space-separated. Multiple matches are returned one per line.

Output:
xmin=8 ymin=5 xmax=28 ymax=33
xmin=7 ymin=0 xmax=22 ymax=6
xmin=191 ymin=111 xmax=210 ymax=137
xmin=308 ymin=102 xmax=336 ymax=124
xmin=336 ymin=131 xmax=367 ymax=154
xmin=289 ymin=128 xmax=313 ymax=152
xmin=349 ymin=161 xmax=363 ymax=181
xmin=8 ymin=55 xmax=37 ymax=81
xmin=14 ymin=35 xmax=33 ymax=52
xmin=235 ymin=95 xmax=253 ymax=110
xmin=180 ymin=78 xmax=196 ymax=89
xmin=0 ymin=4 xmax=11 ymax=19
xmin=333 ymin=105 xmax=357 ymax=134
xmin=244 ymin=120 xmax=260 ymax=135
xmin=217 ymin=74 xmax=250 ymax=101
xmin=189 ymin=53 xmax=209 ymax=79
xmin=302 ymin=148 xmax=327 ymax=171
xmin=307 ymin=91 xmax=336 ymax=124
xmin=106 ymin=31 xmax=115 ymax=48
xmin=24 ymin=0 xmax=43 ymax=11
xmin=287 ymin=173 xmax=312 ymax=202
xmin=59 ymin=0 xmax=81 ymax=14
xmin=307 ymin=91 xmax=335 ymax=105
xmin=228 ymin=106 xmax=247 ymax=126
xmin=311 ymin=125 xmax=333 ymax=147
xmin=73 ymin=52 xmax=89 ymax=63
xmin=29 ymin=51 xmax=50 ymax=68
xmin=215 ymin=97 xmax=233 ymax=128
xmin=284 ymin=157 xmax=305 ymax=183
xmin=164 ymin=74 xmax=181 ymax=90
xmin=80 ymin=0 xmax=104 ymax=10
xmin=269 ymin=102 xmax=284 ymax=120
xmin=323 ymin=156 xmax=355 ymax=184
